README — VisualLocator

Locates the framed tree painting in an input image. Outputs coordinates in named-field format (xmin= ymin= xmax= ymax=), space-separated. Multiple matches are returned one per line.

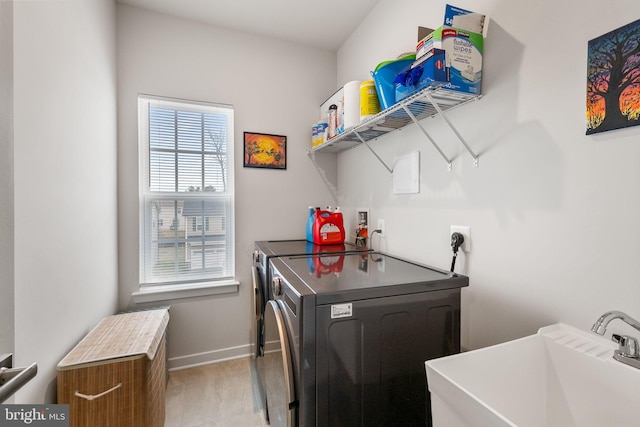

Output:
xmin=587 ymin=18 xmax=640 ymax=134
xmin=243 ymin=132 xmax=287 ymax=169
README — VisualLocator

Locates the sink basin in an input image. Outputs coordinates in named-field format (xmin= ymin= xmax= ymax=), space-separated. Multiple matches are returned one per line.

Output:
xmin=425 ymin=323 xmax=640 ymax=427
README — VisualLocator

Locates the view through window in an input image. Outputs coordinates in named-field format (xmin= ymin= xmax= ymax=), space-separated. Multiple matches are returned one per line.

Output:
xmin=138 ymin=95 xmax=234 ymax=286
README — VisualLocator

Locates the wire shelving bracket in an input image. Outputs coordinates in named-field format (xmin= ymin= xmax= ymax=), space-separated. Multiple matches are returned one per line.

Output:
xmin=308 ymin=85 xmax=481 ymax=172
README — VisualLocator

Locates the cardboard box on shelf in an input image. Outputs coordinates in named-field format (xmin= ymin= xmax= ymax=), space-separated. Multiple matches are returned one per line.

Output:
xmin=416 ymin=25 xmax=482 ymax=95
xmin=417 ymin=26 xmax=434 ymax=42
xmin=443 ymin=4 xmax=485 ymax=33
xmin=395 ymin=48 xmax=447 ymax=103
xmin=416 ymin=31 xmax=435 ymax=60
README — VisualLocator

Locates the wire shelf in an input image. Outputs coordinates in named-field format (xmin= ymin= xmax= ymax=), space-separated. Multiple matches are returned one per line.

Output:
xmin=309 ymin=85 xmax=479 ymax=157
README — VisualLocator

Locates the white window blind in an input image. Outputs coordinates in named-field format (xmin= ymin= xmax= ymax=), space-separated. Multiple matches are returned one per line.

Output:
xmin=138 ymin=95 xmax=234 ymax=287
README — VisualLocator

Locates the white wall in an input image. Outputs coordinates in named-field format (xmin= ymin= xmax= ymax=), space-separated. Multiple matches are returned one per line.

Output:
xmin=336 ymin=0 xmax=640 ymax=350
xmin=116 ymin=5 xmax=336 ymax=368
xmin=0 ymin=0 xmax=14 ymax=361
xmin=12 ymin=0 xmax=118 ymax=402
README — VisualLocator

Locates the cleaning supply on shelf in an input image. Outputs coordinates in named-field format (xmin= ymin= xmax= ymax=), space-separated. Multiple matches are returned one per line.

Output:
xmin=311 ymin=124 xmax=318 ymax=147
xmin=312 ymin=208 xmax=345 ymax=245
xmin=394 ymin=48 xmax=447 ymax=103
xmin=360 ymin=80 xmax=381 ymax=121
xmin=371 ymin=54 xmax=416 ymax=109
xmin=311 ymin=121 xmax=329 ymax=147
xmin=343 ymin=80 xmax=362 ymax=129
xmin=317 ymin=122 xmax=327 ymax=145
xmin=327 ymin=104 xmax=338 ymax=139
xmin=337 ymin=100 xmax=345 ymax=135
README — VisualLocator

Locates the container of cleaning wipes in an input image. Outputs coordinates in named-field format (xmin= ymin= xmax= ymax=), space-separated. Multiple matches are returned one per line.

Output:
xmin=360 ymin=80 xmax=380 ymax=121
xmin=417 ymin=26 xmax=483 ymax=95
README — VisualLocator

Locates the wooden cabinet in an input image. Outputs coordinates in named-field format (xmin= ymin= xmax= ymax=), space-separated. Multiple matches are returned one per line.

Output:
xmin=57 ymin=309 xmax=169 ymax=427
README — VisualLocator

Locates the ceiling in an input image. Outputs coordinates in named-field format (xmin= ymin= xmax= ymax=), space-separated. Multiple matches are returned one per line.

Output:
xmin=116 ymin=0 xmax=381 ymax=51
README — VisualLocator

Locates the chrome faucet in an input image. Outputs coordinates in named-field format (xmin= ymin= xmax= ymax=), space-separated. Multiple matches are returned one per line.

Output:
xmin=592 ymin=311 xmax=640 ymax=369
xmin=591 ymin=310 xmax=640 ymax=335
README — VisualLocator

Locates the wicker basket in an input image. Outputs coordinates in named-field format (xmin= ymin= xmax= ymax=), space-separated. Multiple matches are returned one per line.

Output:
xmin=57 ymin=309 xmax=169 ymax=427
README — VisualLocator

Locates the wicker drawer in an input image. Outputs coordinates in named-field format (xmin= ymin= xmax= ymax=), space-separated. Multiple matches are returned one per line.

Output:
xmin=57 ymin=310 xmax=169 ymax=427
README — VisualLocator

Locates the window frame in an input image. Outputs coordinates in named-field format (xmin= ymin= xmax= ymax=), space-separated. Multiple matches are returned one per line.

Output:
xmin=134 ymin=94 xmax=238 ymax=303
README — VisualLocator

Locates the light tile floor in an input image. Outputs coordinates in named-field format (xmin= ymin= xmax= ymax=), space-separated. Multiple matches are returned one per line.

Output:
xmin=165 ymin=357 xmax=268 ymax=427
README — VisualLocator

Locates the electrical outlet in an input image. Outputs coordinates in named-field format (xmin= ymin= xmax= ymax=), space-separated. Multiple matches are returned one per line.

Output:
xmin=377 ymin=219 xmax=385 ymax=237
xmin=450 ymin=225 xmax=471 ymax=252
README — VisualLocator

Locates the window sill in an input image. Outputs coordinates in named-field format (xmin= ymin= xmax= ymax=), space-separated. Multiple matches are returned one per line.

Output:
xmin=132 ymin=279 xmax=239 ymax=304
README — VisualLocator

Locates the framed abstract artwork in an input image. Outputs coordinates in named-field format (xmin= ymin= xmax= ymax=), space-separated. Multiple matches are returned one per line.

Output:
xmin=587 ymin=18 xmax=640 ymax=134
xmin=243 ymin=132 xmax=287 ymax=169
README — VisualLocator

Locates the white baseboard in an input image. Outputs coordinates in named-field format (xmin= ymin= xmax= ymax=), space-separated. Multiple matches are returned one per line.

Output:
xmin=168 ymin=343 xmax=253 ymax=371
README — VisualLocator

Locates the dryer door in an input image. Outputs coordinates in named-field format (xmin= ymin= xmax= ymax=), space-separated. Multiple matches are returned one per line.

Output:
xmin=251 ymin=253 xmax=269 ymax=423
xmin=251 ymin=252 xmax=264 ymax=358
xmin=263 ymin=300 xmax=296 ymax=427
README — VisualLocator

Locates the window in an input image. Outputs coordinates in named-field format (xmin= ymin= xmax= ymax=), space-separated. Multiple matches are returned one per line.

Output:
xmin=138 ymin=95 xmax=234 ymax=289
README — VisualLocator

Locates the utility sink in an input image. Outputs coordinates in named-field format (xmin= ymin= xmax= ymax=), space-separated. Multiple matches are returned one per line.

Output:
xmin=425 ymin=323 xmax=640 ymax=427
